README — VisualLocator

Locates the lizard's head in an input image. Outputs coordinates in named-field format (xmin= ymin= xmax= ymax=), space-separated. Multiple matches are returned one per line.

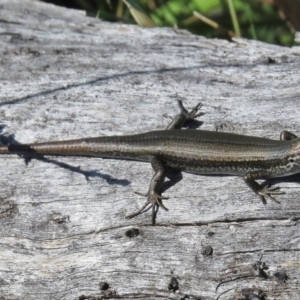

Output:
xmin=286 ymin=138 xmax=300 ymax=174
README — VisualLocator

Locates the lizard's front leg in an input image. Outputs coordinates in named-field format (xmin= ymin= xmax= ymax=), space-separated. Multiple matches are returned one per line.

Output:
xmin=243 ymin=130 xmax=296 ymax=205
xmin=126 ymin=100 xmax=203 ymax=223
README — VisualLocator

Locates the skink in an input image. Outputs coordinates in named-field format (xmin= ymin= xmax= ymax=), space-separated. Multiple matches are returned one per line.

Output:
xmin=1 ymin=101 xmax=298 ymax=223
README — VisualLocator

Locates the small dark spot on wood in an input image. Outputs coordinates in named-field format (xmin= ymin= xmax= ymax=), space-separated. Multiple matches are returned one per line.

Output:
xmin=42 ymin=65 xmax=50 ymax=71
xmin=202 ymin=245 xmax=213 ymax=256
xmin=242 ymin=288 xmax=265 ymax=300
xmin=253 ymin=259 xmax=268 ymax=279
xmin=10 ymin=33 xmax=35 ymax=44
xmin=0 ymin=199 xmax=17 ymax=218
xmin=207 ymin=231 xmax=215 ymax=237
xmin=53 ymin=49 xmax=65 ymax=55
xmin=180 ymin=295 xmax=190 ymax=300
xmin=125 ymin=228 xmax=139 ymax=238
xmin=267 ymin=57 xmax=276 ymax=64
xmin=274 ymin=271 xmax=288 ymax=282
xmin=168 ymin=277 xmax=179 ymax=292
xmin=12 ymin=47 xmax=40 ymax=56
xmin=50 ymin=213 xmax=69 ymax=224
xmin=258 ymin=268 xmax=269 ymax=279
xmin=99 ymin=281 xmax=109 ymax=290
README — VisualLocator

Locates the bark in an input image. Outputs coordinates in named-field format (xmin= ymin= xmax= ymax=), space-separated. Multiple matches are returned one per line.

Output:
xmin=0 ymin=0 xmax=300 ymax=299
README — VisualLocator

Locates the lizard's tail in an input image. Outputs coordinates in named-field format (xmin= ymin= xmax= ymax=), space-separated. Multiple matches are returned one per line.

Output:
xmin=0 ymin=134 xmax=155 ymax=160
xmin=0 ymin=139 xmax=98 ymax=156
xmin=0 ymin=145 xmax=9 ymax=154
xmin=0 ymin=143 xmax=44 ymax=155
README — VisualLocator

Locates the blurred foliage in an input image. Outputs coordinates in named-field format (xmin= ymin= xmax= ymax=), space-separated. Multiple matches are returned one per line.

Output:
xmin=42 ymin=0 xmax=298 ymax=46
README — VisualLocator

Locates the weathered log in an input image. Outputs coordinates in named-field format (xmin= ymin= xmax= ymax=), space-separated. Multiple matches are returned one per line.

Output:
xmin=0 ymin=0 xmax=300 ymax=299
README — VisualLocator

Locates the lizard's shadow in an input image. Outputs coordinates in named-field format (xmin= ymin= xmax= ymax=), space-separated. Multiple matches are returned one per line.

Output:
xmin=0 ymin=117 xmax=203 ymax=191
xmin=0 ymin=133 xmax=188 ymax=191
xmin=161 ymin=168 xmax=300 ymax=205
xmin=0 ymin=132 xmax=130 ymax=186
xmin=3 ymin=120 xmax=299 ymax=197
xmin=263 ymin=175 xmax=300 ymax=186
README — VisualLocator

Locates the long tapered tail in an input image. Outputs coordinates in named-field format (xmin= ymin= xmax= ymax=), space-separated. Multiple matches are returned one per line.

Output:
xmin=0 ymin=140 xmax=91 ymax=156
xmin=0 ymin=133 xmax=158 ymax=160
xmin=0 ymin=137 xmax=119 ymax=157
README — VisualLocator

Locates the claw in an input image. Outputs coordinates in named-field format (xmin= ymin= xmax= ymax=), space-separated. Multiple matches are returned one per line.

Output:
xmin=259 ymin=186 xmax=284 ymax=204
xmin=126 ymin=201 xmax=152 ymax=219
xmin=156 ymin=199 xmax=169 ymax=211
xmin=162 ymin=113 xmax=173 ymax=121
xmin=189 ymin=103 xmax=203 ymax=115
xmin=126 ymin=191 xmax=168 ymax=224
xmin=186 ymin=102 xmax=204 ymax=120
xmin=265 ymin=186 xmax=285 ymax=195
xmin=134 ymin=191 xmax=148 ymax=197
xmin=152 ymin=204 xmax=159 ymax=224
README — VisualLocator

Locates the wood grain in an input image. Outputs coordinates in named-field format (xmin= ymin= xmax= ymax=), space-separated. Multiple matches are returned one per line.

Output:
xmin=0 ymin=0 xmax=300 ymax=299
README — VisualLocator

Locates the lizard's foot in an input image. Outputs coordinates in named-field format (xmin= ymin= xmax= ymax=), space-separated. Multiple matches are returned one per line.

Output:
xmin=163 ymin=101 xmax=203 ymax=121
xmin=183 ymin=101 xmax=204 ymax=120
xmin=258 ymin=185 xmax=285 ymax=204
xmin=166 ymin=100 xmax=204 ymax=130
xmin=177 ymin=100 xmax=204 ymax=120
xmin=126 ymin=191 xmax=169 ymax=224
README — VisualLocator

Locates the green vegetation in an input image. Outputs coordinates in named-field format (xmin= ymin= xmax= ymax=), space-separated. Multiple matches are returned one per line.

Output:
xmin=60 ymin=0 xmax=297 ymax=46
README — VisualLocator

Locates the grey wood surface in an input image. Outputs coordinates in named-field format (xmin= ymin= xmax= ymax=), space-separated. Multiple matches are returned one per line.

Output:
xmin=0 ymin=0 xmax=300 ymax=299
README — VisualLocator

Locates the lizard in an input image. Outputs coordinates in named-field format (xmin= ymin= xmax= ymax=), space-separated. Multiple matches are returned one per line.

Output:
xmin=0 ymin=100 xmax=299 ymax=224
